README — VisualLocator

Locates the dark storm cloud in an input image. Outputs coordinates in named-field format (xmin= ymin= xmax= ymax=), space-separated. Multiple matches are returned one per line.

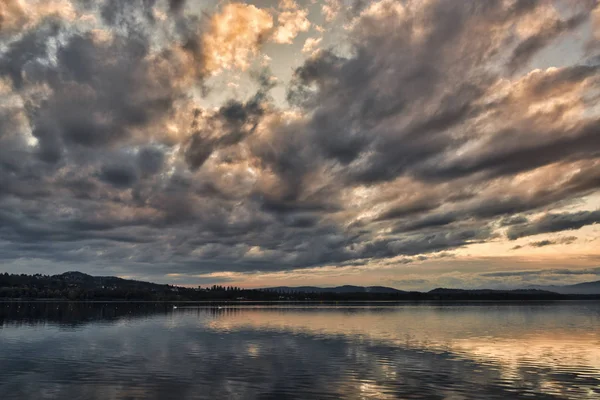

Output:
xmin=421 ymin=112 xmax=600 ymax=182
xmin=499 ymin=215 xmax=529 ymax=226
xmin=7 ymin=30 xmax=186 ymax=166
xmin=375 ymin=199 xmax=441 ymax=221
xmin=393 ymin=212 xmax=458 ymax=234
xmin=383 ymin=185 xmax=587 ymax=234
xmin=283 ymin=214 xmax=320 ymax=228
xmin=287 ymin=2 xmax=600 ymax=189
xmin=168 ymin=0 xmax=186 ymax=13
xmin=507 ymin=211 xmax=600 ymax=240
xmin=137 ymin=147 xmax=165 ymax=176
xmin=287 ymin=1 xmax=520 ymax=183
xmin=360 ymin=227 xmax=492 ymax=259
xmin=98 ymin=164 xmax=138 ymax=188
xmin=0 ymin=208 xmax=150 ymax=247
xmin=0 ymin=21 xmax=61 ymax=90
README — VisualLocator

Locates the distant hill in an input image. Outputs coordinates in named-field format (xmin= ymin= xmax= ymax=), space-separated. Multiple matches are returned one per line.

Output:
xmin=0 ymin=271 xmax=185 ymax=301
xmin=267 ymin=286 xmax=567 ymax=300
xmin=429 ymin=288 xmax=557 ymax=295
xmin=266 ymin=285 xmax=407 ymax=294
xmin=527 ymin=280 xmax=600 ymax=295
xmin=57 ymin=271 xmax=170 ymax=290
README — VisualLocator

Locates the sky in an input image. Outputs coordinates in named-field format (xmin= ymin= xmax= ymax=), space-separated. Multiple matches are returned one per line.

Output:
xmin=0 ymin=0 xmax=600 ymax=290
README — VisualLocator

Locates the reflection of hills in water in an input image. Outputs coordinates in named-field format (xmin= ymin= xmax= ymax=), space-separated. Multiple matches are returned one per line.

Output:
xmin=0 ymin=301 xmax=384 ymax=327
xmin=0 ymin=302 xmax=422 ymax=327
xmin=0 ymin=302 xmax=174 ymax=328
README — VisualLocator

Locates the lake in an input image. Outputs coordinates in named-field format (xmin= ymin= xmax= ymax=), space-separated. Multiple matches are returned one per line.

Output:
xmin=1 ymin=301 xmax=599 ymax=399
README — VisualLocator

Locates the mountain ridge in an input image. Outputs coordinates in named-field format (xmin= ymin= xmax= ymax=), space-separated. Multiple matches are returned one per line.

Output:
xmin=266 ymin=285 xmax=407 ymax=294
xmin=2 ymin=271 xmax=600 ymax=299
xmin=526 ymin=280 xmax=600 ymax=295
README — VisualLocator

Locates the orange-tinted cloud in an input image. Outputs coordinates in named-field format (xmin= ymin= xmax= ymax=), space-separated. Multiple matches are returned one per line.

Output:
xmin=272 ymin=8 xmax=311 ymax=44
xmin=302 ymin=37 xmax=322 ymax=54
xmin=0 ymin=0 xmax=76 ymax=34
xmin=202 ymin=3 xmax=274 ymax=74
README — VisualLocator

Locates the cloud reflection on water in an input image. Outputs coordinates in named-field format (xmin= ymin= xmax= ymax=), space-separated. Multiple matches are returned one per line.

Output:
xmin=0 ymin=302 xmax=599 ymax=399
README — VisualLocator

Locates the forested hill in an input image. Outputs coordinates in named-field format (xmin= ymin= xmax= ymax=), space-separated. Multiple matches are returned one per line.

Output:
xmin=0 ymin=272 xmax=249 ymax=301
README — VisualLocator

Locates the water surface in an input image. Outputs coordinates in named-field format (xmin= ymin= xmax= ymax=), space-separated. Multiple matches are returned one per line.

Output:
xmin=1 ymin=301 xmax=599 ymax=399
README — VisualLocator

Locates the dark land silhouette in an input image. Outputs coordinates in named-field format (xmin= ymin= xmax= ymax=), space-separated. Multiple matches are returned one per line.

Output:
xmin=1 ymin=271 xmax=599 ymax=301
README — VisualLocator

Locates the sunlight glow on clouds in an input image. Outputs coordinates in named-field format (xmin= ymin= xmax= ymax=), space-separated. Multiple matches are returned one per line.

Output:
xmin=202 ymin=3 xmax=274 ymax=74
xmin=272 ymin=7 xmax=311 ymax=44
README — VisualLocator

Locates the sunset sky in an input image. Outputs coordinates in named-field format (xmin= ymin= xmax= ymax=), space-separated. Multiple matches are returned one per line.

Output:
xmin=1 ymin=0 xmax=599 ymax=290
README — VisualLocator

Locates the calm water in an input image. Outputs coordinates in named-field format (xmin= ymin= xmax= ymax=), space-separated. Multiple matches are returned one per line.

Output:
xmin=1 ymin=302 xmax=599 ymax=399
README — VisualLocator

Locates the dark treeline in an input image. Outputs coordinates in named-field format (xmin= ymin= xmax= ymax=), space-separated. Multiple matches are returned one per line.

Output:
xmin=0 ymin=272 xmax=276 ymax=301
xmin=1 ymin=272 xmax=599 ymax=301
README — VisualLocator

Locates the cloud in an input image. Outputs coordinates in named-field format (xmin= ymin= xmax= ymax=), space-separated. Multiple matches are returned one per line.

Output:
xmin=507 ymin=11 xmax=588 ymax=73
xmin=98 ymin=164 xmax=138 ymax=188
xmin=499 ymin=215 xmax=529 ymax=226
xmin=507 ymin=211 xmax=600 ymax=240
xmin=481 ymin=267 xmax=600 ymax=278
xmin=0 ymin=0 xmax=599 ymax=284
xmin=526 ymin=236 xmax=577 ymax=247
xmin=322 ymin=0 xmax=341 ymax=22
xmin=168 ymin=0 xmax=186 ymax=14
xmin=29 ymin=32 xmax=187 ymax=161
xmin=202 ymin=3 xmax=273 ymax=74
xmin=524 ymin=236 xmax=578 ymax=248
xmin=594 ymin=3 xmax=600 ymax=40
xmin=272 ymin=8 xmax=310 ymax=44
xmin=302 ymin=37 xmax=322 ymax=54
xmin=0 ymin=0 xmax=76 ymax=35
xmin=278 ymin=0 xmax=299 ymax=11
xmin=529 ymin=239 xmax=554 ymax=247
xmin=389 ymin=278 xmax=428 ymax=286
xmin=137 ymin=146 xmax=165 ymax=176
xmin=184 ymin=75 xmax=272 ymax=170
xmin=287 ymin=1 xmax=599 ymax=188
